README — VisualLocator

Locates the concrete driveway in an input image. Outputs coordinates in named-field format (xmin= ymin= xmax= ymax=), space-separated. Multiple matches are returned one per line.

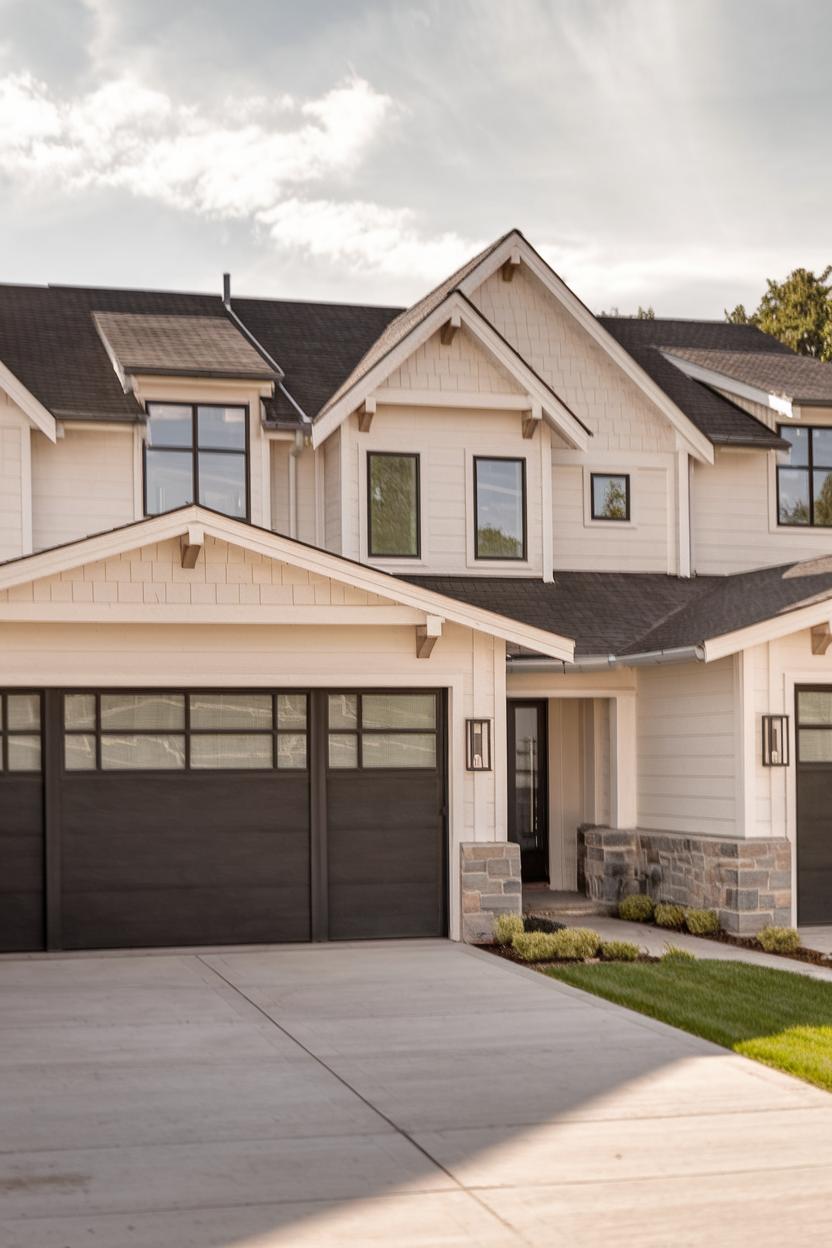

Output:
xmin=2 ymin=941 xmax=832 ymax=1247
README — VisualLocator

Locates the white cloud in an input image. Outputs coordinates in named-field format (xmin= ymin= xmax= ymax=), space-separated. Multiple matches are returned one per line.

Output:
xmin=0 ymin=71 xmax=393 ymax=218
xmin=259 ymin=199 xmax=483 ymax=280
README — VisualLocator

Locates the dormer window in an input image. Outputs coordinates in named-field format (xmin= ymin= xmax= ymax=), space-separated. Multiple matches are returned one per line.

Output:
xmin=144 ymin=403 xmax=249 ymax=520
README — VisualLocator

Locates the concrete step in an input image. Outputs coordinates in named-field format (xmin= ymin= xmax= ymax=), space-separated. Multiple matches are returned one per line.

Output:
xmin=523 ymin=888 xmax=616 ymax=919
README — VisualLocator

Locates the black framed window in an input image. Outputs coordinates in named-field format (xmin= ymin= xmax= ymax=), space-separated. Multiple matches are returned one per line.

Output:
xmin=367 ymin=452 xmax=420 ymax=557
xmin=473 ymin=457 xmax=526 ymax=560
xmin=144 ymin=403 xmax=249 ymax=520
xmin=327 ymin=691 xmax=437 ymax=770
xmin=63 ymin=691 xmax=307 ymax=772
xmin=0 ymin=692 xmax=42 ymax=773
xmin=777 ymin=425 xmax=832 ymax=527
xmin=591 ymin=473 xmax=630 ymax=522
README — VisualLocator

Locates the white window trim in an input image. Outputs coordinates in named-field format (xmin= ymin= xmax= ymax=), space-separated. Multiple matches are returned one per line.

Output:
xmin=582 ymin=466 xmax=637 ymax=530
xmin=358 ymin=445 xmax=428 ymax=569
xmin=465 ymin=449 xmax=533 ymax=571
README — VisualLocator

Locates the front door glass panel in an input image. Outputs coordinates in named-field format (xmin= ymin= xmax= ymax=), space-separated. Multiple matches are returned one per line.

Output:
xmin=508 ymin=701 xmax=548 ymax=881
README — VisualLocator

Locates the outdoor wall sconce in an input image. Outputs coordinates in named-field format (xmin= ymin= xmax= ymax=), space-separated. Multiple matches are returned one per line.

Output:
xmin=466 ymin=719 xmax=492 ymax=771
xmin=762 ymin=714 xmax=790 ymax=767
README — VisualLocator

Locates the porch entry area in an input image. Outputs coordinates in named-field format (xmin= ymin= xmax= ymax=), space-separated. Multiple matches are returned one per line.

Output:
xmin=507 ymin=696 xmax=613 ymax=888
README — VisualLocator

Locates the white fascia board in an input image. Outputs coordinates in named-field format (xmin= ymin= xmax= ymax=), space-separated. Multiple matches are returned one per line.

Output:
xmin=458 ymin=234 xmax=715 ymax=465
xmin=311 ymin=291 xmax=589 ymax=452
xmin=0 ymin=361 xmax=57 ymax=442
xmin=702 ymin=598 xmax=832 ymax=662
xmin=0 ymin=505 xmax=575 ymax=661
xmin=660 ymin=352 xmax=794 ymax=419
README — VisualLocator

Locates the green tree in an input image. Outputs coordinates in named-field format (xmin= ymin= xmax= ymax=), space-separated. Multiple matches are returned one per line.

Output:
xmin=725 ymin=266 xmax=832 ymax=361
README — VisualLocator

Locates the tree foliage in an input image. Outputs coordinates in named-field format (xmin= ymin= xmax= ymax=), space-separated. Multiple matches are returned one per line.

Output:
xmin=725 ymin=266 xmax=832 ymax=361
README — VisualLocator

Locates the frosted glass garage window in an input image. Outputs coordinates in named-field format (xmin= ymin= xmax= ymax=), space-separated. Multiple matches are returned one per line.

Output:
xmin=362 ymin=733 xmax=436 ymax=769
xmin=190 ymin=693 xmax=272 ymax=730
xmin=65 ymin=694 xmax=96 ymax=731
xmin=100 ymin=734 xmax=186 ymax=770
xmin=100 ymin=693 xmax=185 ymax=731
xmin=1 ymin=692 xmax=42 ymax=773
xmin=190 ymin=734 xmax=273 ymax=769
xmin=362 ymin=694 xmax=436 ymax=730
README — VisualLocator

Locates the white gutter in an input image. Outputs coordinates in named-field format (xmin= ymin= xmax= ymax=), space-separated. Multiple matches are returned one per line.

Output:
xmin=508 ymin=644 xmax=706 ymax=673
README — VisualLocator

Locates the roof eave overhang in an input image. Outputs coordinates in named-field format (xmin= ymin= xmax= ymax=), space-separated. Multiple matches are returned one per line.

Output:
xmin=661 ymin=351 xmax=797 ymax=420
xmin=311 ymin=290 xmax=590 ymax=453
xmin=701 ymin=595 xmax=832 ymax=662
xmin=451 ymin=233 xmax=715 ymax=464
xmin=0 ymin=359 xmax=57 ymax=442
xmin=0 ymin=506 xmax=574 ymax=662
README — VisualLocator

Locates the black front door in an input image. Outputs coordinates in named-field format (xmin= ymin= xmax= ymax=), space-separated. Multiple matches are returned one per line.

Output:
xmin=508 ymin=700 xmax=548 ymax=881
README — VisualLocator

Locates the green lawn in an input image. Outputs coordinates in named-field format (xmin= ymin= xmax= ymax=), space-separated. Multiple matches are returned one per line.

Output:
xmin=547 ymin=959 xmax=832 ymax=1092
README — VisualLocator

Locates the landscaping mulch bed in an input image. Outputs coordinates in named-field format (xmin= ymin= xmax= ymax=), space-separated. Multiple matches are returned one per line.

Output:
xmin=480 ymin=943 xmax=660 ymax=969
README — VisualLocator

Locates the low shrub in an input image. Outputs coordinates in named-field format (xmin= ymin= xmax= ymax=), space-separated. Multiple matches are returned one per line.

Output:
xmin=655 ymin=902 xmax=687 ymax=930
xmin=600 ymin=939 xmax=641 ymax=962
xmin=512 ymin=931 xmax=560 ymax=962
xmin=662 ymin=944 xmax=696 ymax=961
xmin=511 ymin=926 xmax=603 ymax=963
xmin=523 ymin=915 xmax=566 ymax=934
xmin=493 ymin=913 xmax=525 ymax=946
xmin=757 ymin=925 xmax=801 ymax=955
xmin=685 ymin=908 xmax=720 ymax=937
xmin=618 ymin=894 xmax=654 ymax=923
xmin=552 ymin=927 xmax=602 ymax=960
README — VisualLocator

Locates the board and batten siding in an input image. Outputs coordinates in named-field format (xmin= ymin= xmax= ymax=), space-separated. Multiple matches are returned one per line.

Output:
xmin=637 ymin=657 xmax=737 ymax=837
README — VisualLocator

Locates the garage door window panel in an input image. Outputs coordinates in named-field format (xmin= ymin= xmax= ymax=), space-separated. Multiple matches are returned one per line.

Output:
xmin=0 ymin=692 xmax=42 ymax=773
xmin=64 ymin=691 xmax=308 ymax=772
xmin=797 ymin=690 xmax=832 ymax=762
xmin=327 ymin=692 xmax=438 ymax=771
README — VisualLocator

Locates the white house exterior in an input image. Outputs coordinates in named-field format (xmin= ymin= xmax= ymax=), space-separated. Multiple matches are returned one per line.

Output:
xmin=2 ymin=229 xmax=832 ymax=952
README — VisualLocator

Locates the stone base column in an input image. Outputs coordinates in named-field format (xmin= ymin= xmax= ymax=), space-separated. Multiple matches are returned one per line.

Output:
xmin=460 ymin=842 xmax=522 ymax=943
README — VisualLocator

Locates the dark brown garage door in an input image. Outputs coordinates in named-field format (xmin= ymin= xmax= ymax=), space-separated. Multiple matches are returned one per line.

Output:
xmin=797 ymin=686 xmax=832 ymax=924
xmin=0 ymin=692 xmax=44 ymax=952
xmin=0 ymin=687 xmax=447 ymax=951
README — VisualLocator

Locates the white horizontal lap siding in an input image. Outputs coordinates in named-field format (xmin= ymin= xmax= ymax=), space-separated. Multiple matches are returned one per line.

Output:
xmin=552 ymin=461 xmax=670 ymax=572
xmin=354 ymin=405 xmax=544 ymax=576
xmin=0 ymin=400 xmax=26 ymax=561
xmin=32 ymin=429 xmax=140 ymax=552
xmin=692 ymin=450 xmax=832 ymax=575
xmin=637 ymin=658 xmax=737 ymax=836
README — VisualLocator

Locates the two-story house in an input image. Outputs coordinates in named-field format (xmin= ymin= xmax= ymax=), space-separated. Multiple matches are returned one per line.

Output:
xmin=2 ymin=229 xmax=832 ymax=953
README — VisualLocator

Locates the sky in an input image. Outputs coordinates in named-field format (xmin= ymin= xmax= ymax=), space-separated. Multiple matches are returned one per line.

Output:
xmin=0 ymin=0 xmax=829 ymax=317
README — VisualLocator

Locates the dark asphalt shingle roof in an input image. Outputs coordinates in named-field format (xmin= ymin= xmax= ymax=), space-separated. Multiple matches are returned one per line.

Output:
xmin=406 ymin=562 xmax=832 ymax=658
xmin=0 ymin=283 xmax=401 ymax=424
xmin=600 ymin=317 xmax=790 ymax=449
xmin=662 ymin=346 xmax=832 ymax=405
xmin=93 ymin=311 xmax=279 ymax=381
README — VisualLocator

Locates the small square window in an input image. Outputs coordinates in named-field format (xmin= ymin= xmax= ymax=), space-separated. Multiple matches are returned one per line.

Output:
xmin=591 ymin=474 xmax=630 ymax=521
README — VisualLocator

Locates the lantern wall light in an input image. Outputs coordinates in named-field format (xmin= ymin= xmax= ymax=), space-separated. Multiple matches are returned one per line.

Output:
xmin=762 ymin=714 xmax=789 ymax=767
xmin=466 ymin=719 xmax=492 ymax=771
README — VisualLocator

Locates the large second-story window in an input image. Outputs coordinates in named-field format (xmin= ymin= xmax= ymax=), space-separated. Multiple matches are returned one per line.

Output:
xmin=144 ymin=403 xmax=249 ymax=520
xmin=474 ymin=457 xmax=526 ymax=560
xmin=367 ymin=452 xmax=420 ymax=557
xmin=777 ymin=425 xmax=832 ymax=527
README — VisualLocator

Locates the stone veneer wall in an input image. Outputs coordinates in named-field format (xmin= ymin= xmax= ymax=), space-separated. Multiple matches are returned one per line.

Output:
xmin=460 ymin=842 xmax=522 ymax=943
xmin=579 ymin=826 xmax=791 ymax=936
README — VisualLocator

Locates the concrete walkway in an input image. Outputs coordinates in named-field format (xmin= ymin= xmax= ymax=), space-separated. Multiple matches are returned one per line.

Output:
xmin=556 ymin=914 xmax=832 ymax=981
xmin=2 ymin=940 xmax=832 ymax=1246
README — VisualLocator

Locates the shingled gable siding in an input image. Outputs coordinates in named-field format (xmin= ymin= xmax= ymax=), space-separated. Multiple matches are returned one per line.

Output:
xmin=32 ymin=427 xmax=136 ymax=552
xmin=469 ymin=268 xmax=678 ymax=574
xmin=0 ymin=396 xmax=27 ymax=561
